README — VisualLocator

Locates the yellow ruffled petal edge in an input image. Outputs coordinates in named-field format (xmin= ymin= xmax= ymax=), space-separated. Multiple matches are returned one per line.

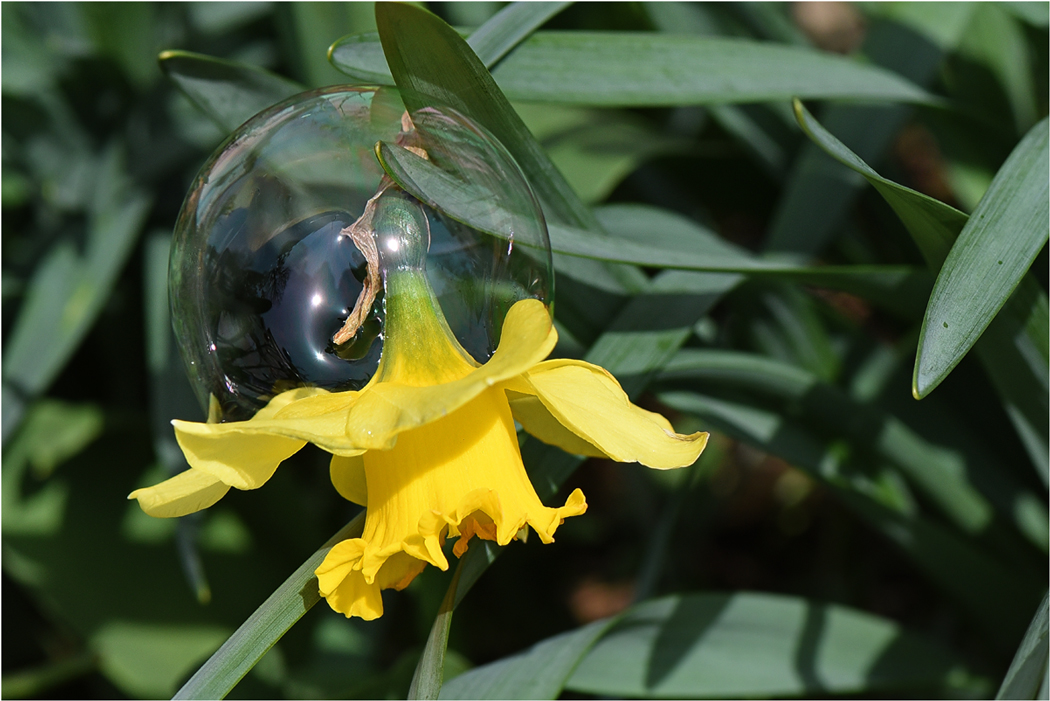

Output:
xmin=315 ymin=486 xmax=587 ymax=620
xmin=342 ymin=298 xmax=556 ymax=451
xmin=511 ymin=358 xmax=708 ymax=469
xmin=128 ymin=467 xmax=230 ymax=518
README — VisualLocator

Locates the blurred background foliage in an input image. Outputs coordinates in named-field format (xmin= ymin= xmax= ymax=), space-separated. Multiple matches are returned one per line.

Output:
xmin=2 ymin=2 xmax=1047 ymax=699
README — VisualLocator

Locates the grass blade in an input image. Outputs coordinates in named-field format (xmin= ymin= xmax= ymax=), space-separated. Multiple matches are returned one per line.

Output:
xmin=408 ymin=564 xmax=461 ymax=700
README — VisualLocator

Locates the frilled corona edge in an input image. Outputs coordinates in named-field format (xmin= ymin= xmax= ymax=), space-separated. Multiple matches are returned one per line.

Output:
xmin=316 ymin=384 xmax=588 ymax=620
xmin=129 ymin=297 xmax=708 ymax=619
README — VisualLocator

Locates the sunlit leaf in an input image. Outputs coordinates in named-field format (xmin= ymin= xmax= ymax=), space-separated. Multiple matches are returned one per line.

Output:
xmin=795 ymin=99 xmax=1049 ymax=481
xmin=377 ymin=140 xmax=930 ymax=315
xmin=914 ymin=118 xmax=1048 ymax=397
xmin=333 ymin=30 xmax=936 ymax=106
xmin=566 ymin=593 xmax=969 ymax=698
xmin=440 ymin=618 xmax=613 ymax=700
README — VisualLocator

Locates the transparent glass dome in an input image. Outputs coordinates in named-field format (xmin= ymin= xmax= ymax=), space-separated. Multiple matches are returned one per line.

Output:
xmin=170 ymin=86 xmax=551 ymax=422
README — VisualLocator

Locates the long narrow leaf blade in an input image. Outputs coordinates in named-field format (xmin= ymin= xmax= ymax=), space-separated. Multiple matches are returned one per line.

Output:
xmin=440 ymin=618 xmax=614 ymax=700
xmin=375 ymin=2 xmax=597 ymax=232
xmin=467 ymin=2 xmax=570 ymax=68
xmin=997 ymin=590 xmax=1050 ymax=700
xmin=793 ymin=99 xmax=966 ymax=268
xmin=2 ymin=148 xmax=150 ymax=405
xmin=173 ymin=514 xmax=364 ymax=700
xmin=914 ymin=118 xmax=1049 ymax=398
xmin=795 ymin=99 xmax=1049 ymax=479
xmin=565 ymin=593 xmax=967 ymax=698
xmin=159 ymin=50 xmax=305 ymax=133
xmin=333 ymin=31 xmax=935 ymax=106
xmin=657 ymin=391 xmax=1041 ymax=647
xmin=376 ymin=139 xmax=928 ymax=312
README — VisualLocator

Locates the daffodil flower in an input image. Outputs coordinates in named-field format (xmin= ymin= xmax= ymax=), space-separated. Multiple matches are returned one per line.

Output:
xmin=131 ymin=190 xmax=707 ymax=620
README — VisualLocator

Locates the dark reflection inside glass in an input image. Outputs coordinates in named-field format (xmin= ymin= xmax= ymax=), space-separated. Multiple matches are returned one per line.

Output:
xmin=202 ymin=210 xmax=382 ymax=420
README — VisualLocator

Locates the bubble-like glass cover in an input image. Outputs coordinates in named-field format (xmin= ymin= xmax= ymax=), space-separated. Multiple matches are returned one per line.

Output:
xmin=170 ymin=86 xmax=551 ymax=422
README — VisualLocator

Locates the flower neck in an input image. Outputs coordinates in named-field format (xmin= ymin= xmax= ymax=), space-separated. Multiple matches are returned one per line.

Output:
xmin=371 ymin=192 xmax=476 ymax=386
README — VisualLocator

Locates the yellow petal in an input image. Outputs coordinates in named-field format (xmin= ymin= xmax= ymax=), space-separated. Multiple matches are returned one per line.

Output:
xmin=254 ymin=386 xmax=330 ymax=418
xmin=507 ymin=391 xmax=606 ymax=458
xmin=315 ymin=385 xmax=587 ymax=620
xmin=330 ymin=455 xmax=367 ymax=505
xmin=128 ymin=468 xmax=230 ymax=518
xmin=316 ymin=542 xmax=426 ymax=620
xmin=316 ymin=538 xmax=367 ymax=596
xmin=173 ymin=389 xmax=364 ymax=490
xmin=522 ymin=359 xmax=708 ymax=469
xmin=344 ymin=298 xmax=556 ymax=450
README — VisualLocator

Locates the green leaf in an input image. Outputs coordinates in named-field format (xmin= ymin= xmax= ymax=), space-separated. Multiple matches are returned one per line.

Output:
xmin=81 ymin=2 xmax=161 ymax=88
xmin=997 ymin=590 xmax=1050 ymax=700
xmin=974 ymin=278 xmax=1050 ymax=486
xmin=4 ymin=400 xmax=104 ymax=481
xmin=409 ymin=563 xmax=463 ymax=701
xmin=376 ymin=140 xmax=929 ymax=314
xmin=440 ymin=618 xmax=614 ymax=700
xmin=158 ymin=50 xmax=305 ymax=133
xmin=1 ymin=651 xmax=96 ymax=699
xmin=1002 ymin=2 xmax=1050 ymax=28
xmin=765 ymin=10 xmax=963 ymax=256
xmin=335 ymin=30 xmax=935 ymax=106
xmin=957 ymin=4 xmax=1038 ymax=135
xmin=490 ymin=32 xmax=935 ymax=106
xmin=659 ymin=349 xmax=1048 ymax=550
xmin=97 ymin=622 xmax=231 ymax=699
xmin=287 ymin=2 xmax=375 ymax=87
xmin=794 ymin=99 xmax=1049 ymax=480
xmin=466 ymin=1 xmax=570 ymax=68
xmin=376 ymin=1 xmax=648 ymax=308
xmin=793 ymin=99 xmax=966 ymax=268
xmin=658 ymin=390 xmax=1043 ymax=647
xmin=565 ymin=592 xmax=967 ymax=698
xmin=174 ymin=513 xmax=365 ymax=700
xmin=2 ymin=146 xmax=151 ymax=411
xmin=516 ymin=104 xmax=689 ymax=204
xmin=375 ymin=3 xmax=600 ymax=235
xmin=326 ymin=31 xmax=393 ymax=84
xmin=914 ymin=118 xmax=1049 ymax=398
